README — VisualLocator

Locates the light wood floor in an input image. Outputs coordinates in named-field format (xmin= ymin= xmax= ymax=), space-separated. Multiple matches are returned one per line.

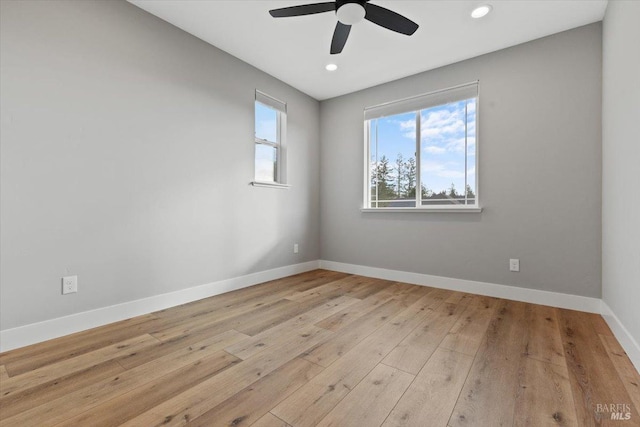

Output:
xmin=1 ymin=270 xmax=639 ymax=427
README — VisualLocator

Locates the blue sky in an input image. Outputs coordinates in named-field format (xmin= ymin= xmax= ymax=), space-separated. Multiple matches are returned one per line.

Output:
xmin=255 ymin=102 xmax=278 ymax=181
xmin=370 ymin=99 xmax=476 ymax=196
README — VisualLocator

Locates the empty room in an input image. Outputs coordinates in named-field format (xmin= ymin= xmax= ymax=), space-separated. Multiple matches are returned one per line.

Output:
xmin=1 ymin=0 xmax=638 ymax=426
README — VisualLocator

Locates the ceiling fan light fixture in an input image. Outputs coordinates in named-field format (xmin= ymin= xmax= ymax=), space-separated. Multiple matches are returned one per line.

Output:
xmin=325 ymin=63 xmax=338 ymax=71
xmin=471 ymin=4 xmax=492 ymax=19
xmin=336 ymin=3 xmax=366 ymax=25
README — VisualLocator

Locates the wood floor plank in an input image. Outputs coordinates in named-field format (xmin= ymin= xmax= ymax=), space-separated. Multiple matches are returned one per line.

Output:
xmin=117 ymin=325 xmax=249 ymax=370
xmin=0 ymin=334 xmax=159 ymax=398
xmin=0 ymin=315 xmax=160 ymax=376
xmin=382 ymin=348 xmax=474 ymax=427
xmin=314 ymin=282 xmax=405 ymax=332
xmin=156 ymin=270 xmax=349 ymax=319
xmin=338 ymin=276 xmax=397 ymax=300
xmin=599 ymin=334 xmax=640 ymax=414
xmin=225 ymin=295 xmax=358 ymax=360
xmin=1 ymin=270 xmax=636 ymax=427
xmin=125 ymin=276 xmax=347 ymax=366
xmin=0 ymin=360 xmax=124 ymax=420
xmin=588 ymin=313 xmax=615 ymax=337
xmin=253 ymin=413 xmax=291 ymax=427
xmin=382 ymin=299 xmax=470 ymax=375
xmin=150 ymin=296 xmax=288 ymax=338
xmin=151 ymin=298 xmax=296 ymax=341
xmin=558 ymin=309 xmax=640 ymax=426
xmin=393 ymin=284 xmax=436 ymax=308
xmin=302 ymin=289 xmax=448 ymax=368
xmin=271 ymin=290 xmax=449 ymax=427
xmin=235 ymin=293 xmax=352 ymax=337
xmin=513 ymin=357 xmax=578 ymax=427
xmin=150 ymin=270 xmax=349 ymax=332
xmin=187 ymin=357 xmax=323 ymax=427
xmin=55 ymin=351 xmax=241 ymax=427
xmin=439 ymin=295 xmax=497 ymax=356
xmin=308 ymin=274 xmax=392 ymax=301
xmin=284 ymin=281 xmax=346 ymax=304
xmin=444 ymin=291 xmax=473 ymax=305
xmin=119 ymin=326 xmax=332 ymax=427
xmin=1 ymin=330 xmax=246 ymax=427
xmin=522 ymin=304 xmax=566 ymax=367
xmin=448 ymin=299 xmax=528 ymax=427
xmin=316 ymin=363 xmax=414 ymax=427
xmin=302 ymin=299 xmax=406 ymax=367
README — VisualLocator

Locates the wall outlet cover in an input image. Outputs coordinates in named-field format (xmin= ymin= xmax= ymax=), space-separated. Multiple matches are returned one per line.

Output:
xmin=62 ymin=275 xmax=78 ymax=294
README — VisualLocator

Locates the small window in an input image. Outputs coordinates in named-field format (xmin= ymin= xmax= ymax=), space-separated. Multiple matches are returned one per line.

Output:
xmin=253 ymin=91 xmax=287 ymax=187
xmin=364 ymin=82 xmax=479 ymax=211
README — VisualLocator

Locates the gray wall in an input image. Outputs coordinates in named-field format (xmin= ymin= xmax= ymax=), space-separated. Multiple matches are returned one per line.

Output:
xmin=320 ymin=24 xmax=602 ymax=298
xmin=0 ymin=0 xmax=320 ymax=330
xmin=602 ymin=1 xmax=640 ymax=344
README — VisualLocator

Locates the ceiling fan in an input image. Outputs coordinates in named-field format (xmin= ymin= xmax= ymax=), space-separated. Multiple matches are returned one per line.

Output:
xmin=269 ymin=0 xmax=419 ymax=55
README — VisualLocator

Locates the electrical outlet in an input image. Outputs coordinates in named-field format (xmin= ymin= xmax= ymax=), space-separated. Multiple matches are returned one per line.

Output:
xmin=509 ymin=259 xmax=520 ymax=272
xmin=293 ymin=243 xmax=299 ymax=254
xmin=62 ymin=275 xmax=78 ymax=294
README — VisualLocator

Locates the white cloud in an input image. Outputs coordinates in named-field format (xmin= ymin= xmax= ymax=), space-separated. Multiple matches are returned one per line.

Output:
xmin=423 ymin=145 xmax=446 ymax=154
xmin=422 ymin=160 xmax=469 ymax=179
xmin=445 ymin=136 xmax=476 ymax=153
xmin=393 ymin=103 xmax=477 ymax=159
xmin=422 ymin=160 xmax=443 ymax=173
xmin=438 ymin=169 xmax=466 ymax=179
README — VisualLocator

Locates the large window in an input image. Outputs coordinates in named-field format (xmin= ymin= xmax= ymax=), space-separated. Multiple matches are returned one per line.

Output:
xmin=254 ymin=90 xmax=287 ymax=187
xmin=364 ymin=82 xmax=479 ymax=211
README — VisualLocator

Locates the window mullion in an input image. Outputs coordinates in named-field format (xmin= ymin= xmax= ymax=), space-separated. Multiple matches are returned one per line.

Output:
xmin=275 ymin=111 xmax=281 ymax=182
xmin=415 ymin=111 xmax=421 ymax=208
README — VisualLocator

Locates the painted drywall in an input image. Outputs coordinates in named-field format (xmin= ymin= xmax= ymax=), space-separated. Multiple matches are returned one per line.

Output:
xmin=602 ymin=1 xmax=640 ymax=346
xmin=319 ymin=24 xmax=602 ymax=298
xmin=0 ymin=0 xmax=320 ymax=330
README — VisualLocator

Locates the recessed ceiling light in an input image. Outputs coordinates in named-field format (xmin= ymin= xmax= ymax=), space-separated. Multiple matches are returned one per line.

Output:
xmin=471 ymin=4 xmax=492 ymax=19
xmin=325 ymin=63 xmax=338 ymax=71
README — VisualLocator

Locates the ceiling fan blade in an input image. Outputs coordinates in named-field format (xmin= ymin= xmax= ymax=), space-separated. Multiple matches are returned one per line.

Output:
xmin=269 ymin=2 xmax=335 ymax=18
xmin=330 ymin=21 xmax=351 ymax=54
xmin=364 ymin=3 xmax=418 ymax=35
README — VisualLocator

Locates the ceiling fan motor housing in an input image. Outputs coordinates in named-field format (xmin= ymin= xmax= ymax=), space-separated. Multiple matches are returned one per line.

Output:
xmin=336 ymin=0 xmax=368 ymax=25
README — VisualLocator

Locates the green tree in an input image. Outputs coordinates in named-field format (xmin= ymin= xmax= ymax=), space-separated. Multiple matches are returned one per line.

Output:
xmin=422 ymin=185 xmax=432 ymax=199
xmin=371 ymin=155 xmax=395 ymax=206
xmin=394 ymin=153 xmax=406 ymax=198
xmin=404 ymin=157 xmax=416 ymax=199
xmin=448 ymin=183 xmax=458 ymax=198
xmin=466 ymin=184 xmax=475 ymax=199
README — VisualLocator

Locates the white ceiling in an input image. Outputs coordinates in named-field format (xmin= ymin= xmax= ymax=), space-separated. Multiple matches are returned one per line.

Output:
xmin=128 ymin=0 xmax=607 ymax=100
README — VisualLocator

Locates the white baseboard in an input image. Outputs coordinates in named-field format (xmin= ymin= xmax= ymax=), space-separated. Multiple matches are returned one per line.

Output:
xmin=601 ymin=301 xmax=640 ymax=372
xmin=3 ymin=258 xmax=638 ymax=375
xmin=319 ymin=260 xmax=602 ymax=313
xmin=320 ymin=260 xmax=640 ymax=373
xmin=0 ymin=260 xmax=320 ymax=353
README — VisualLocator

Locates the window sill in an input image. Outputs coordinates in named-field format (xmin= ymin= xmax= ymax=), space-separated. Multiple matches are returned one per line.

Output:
xmin=250 ymin=181 xmax=291 ymax=189
xmin=361 ymin=207 xmax=482 ymax=213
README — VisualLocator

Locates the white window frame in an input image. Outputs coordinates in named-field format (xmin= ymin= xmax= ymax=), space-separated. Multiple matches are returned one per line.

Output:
xmin=362 ymin=81 xmax=481 ymax=213
xmin=252 ymin=90 xmax=289 ymax=189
